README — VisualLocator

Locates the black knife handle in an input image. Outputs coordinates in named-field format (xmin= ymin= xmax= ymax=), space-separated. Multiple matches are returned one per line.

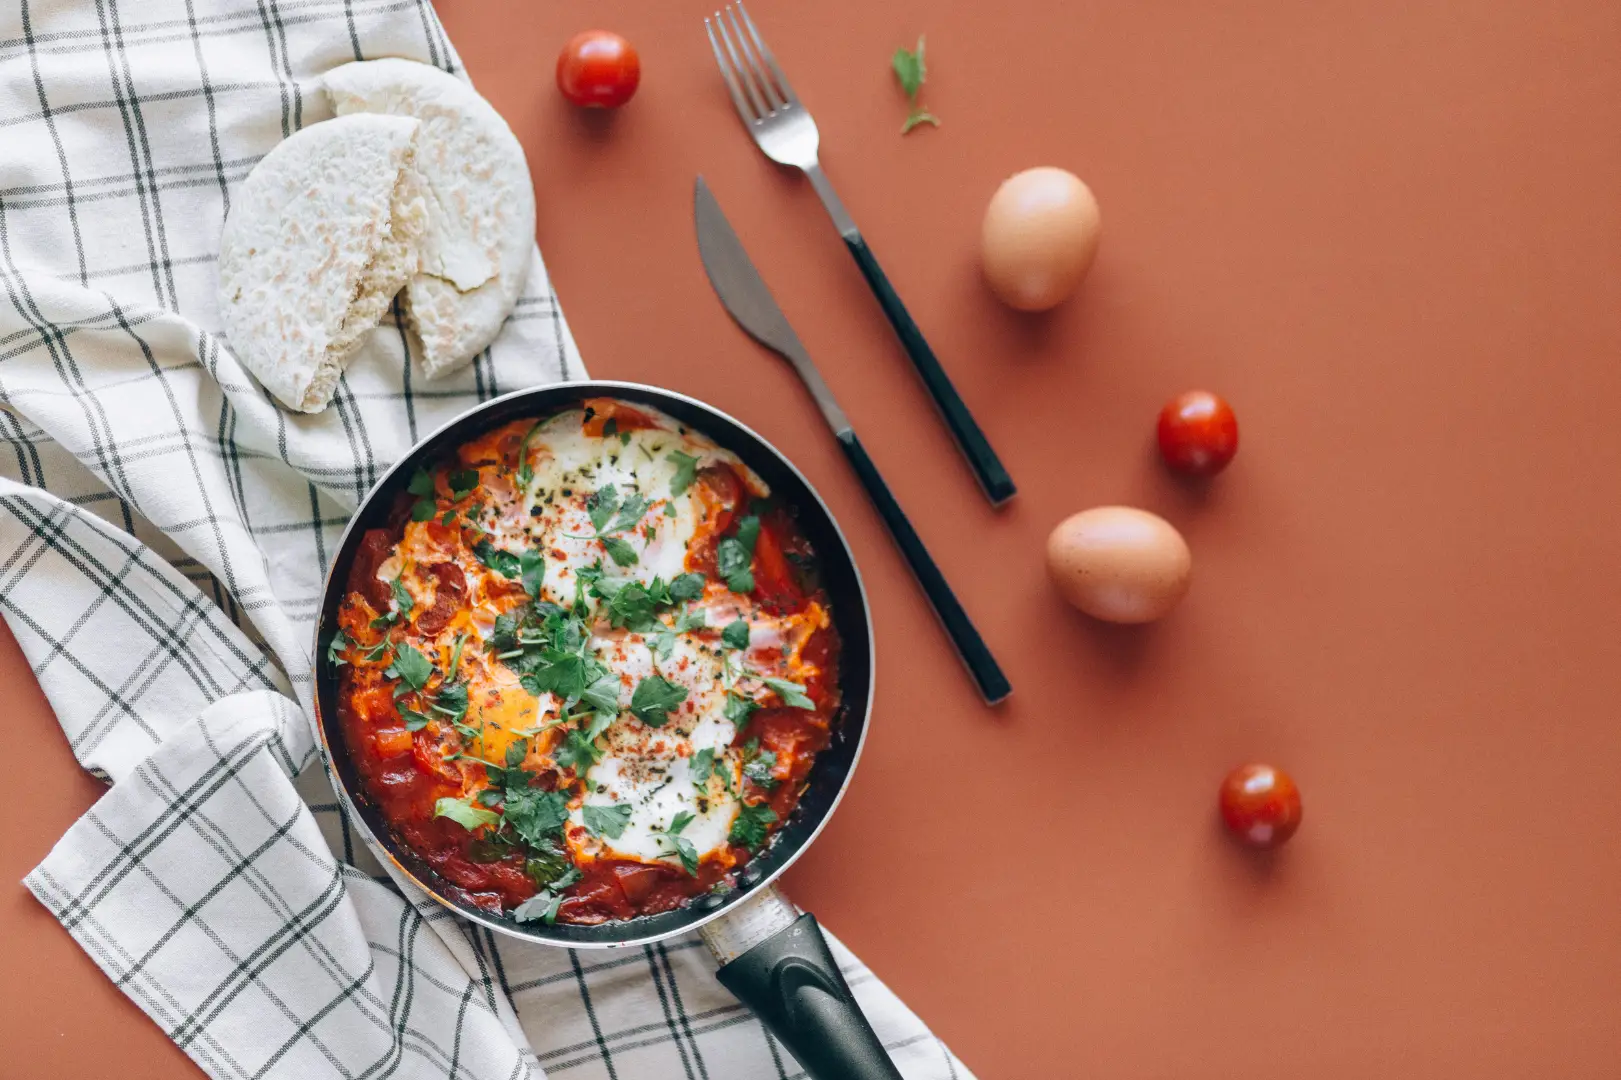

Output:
xmin=837 ymin=430 xmax=1011 ymax=704
xmin=842 ymin=233 xmax=1016 ymax=506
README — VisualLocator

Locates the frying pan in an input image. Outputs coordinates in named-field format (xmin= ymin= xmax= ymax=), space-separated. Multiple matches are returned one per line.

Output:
xmin=312 ymin=381 xmax=899 ymax=1080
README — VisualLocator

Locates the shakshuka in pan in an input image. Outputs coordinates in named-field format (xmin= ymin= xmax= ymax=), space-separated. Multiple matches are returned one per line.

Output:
xmin=332 ymin=398 xmax=840 ymax=925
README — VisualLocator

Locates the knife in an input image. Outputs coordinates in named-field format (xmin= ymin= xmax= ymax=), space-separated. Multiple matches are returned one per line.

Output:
xmin=695 ymin=176 xmax=1010 ymax=705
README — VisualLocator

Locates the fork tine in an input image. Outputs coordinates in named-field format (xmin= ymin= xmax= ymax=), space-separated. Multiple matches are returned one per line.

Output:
xmin=726 ymin=5 xmax=785 ymax=111
xmin=712 ymin=9 xmax=770 ymax=120
xmin=705 ymin=15 xmax=758 ymax=123
xmin=736 ymin=2 xmax=798 ymax=107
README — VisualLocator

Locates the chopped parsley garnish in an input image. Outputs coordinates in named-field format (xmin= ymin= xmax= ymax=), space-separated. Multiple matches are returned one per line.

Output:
xmin=649 ymin=628 xmax=677 ymax=661
xmin=445 ymin=632 xmax=467 ymax=681
xmin=520 ymin=548 xmax=546 ymax=596
xmin=891 ymin=35 xmax=940 ymax=135
xmin=716 ymin=516 xmax=760 ymax=594
xmin=690 ymin=747 xmax=716 ymax=787
xmin=721 ymin=619 xmax=750 ymax=650
xmin=390 ymin=576 xmax=414 ymax=617
xmin=675 ymin=606 xmax=707 ymax=633
xmin=596 ymin=578 xmax=661 ymax=632
xmin=666 ymin=450 xmax=700 ymax=497
xmin=474 ymin=540 xmax=522 ymax=579
xmin=664 ymin=810 xmax=700 ymax=876
xmin=434 ymin=796 xmax=499 ymax=831
xmin=501 ymin=787 xmax=570 ymax=849
xmin=515 ymin=420 xmax=546 ymax=488
xmin=582 ymin=484 xmax=648 ymax=565
xmin=513 ymin=864 xmax=582 ymax=925
xmin=582 ymin=802 xmax=633 ymax=838
xmin=762 ymin=676 xmax=814 ymax=710
xmin=401 ymin=708 xmax=432 ymax=732
xmin=630 ymin=675 xmax=688 ymax=727
xmin=723 ymin=692 xmax=758 ymax=726
xmin=326 ymin=629 xmax=352 ymax=668
xmin=743 ymin=739 xmax=779 ymax=790
xmin=433 ymin=680 xmax=469 ymax=723
xmin=386 ymin=643 xmax=433 ymax=691
xmin=406 ymin=468 xmax=437 ymax=520
xmin=729 ymin=801 xmax=777 ymax=851
xmin=669 ymin=572 xmax=706 ymax=602
xmin=554 ymin=713 xmax=615 ymax=772
xmin=601 ymin=536 xmax=639 ymax=567
xmin=448 ymin=468 xmax=480 ymax=499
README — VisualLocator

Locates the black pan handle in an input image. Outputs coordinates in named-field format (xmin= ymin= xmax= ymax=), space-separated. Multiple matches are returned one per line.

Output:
xmin=716 ymin=913 xmax=902 ymax=1080
xmin=842 ymin=232 xmax=1016 ymax=506
xmin=836 ymin=429 xmax=1011 ymax=704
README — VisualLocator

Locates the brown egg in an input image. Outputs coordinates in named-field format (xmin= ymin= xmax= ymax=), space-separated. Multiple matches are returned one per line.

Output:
xmin=980 ymin=167 xmax=1102 ymax=312
xmin=1045 ymin=507 xmax=1192 ymax=623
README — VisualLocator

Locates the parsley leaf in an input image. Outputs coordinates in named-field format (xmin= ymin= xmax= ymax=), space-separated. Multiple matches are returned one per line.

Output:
xmin=664 ymin=810 xmax=700 ymax=875
xmin=724 ymin=692 xmax=758 ymax=726
xmin=669 ymin=572 xmax=706 ymax=602
xmin=716 ymin=516 xmax=760 ymax=594
xmin=601 ymin=536 xmax=639 ymax=567
xmin=554 ymin=713 xmax=615 ymax=772
xmin=690 ymin=747 xmax=716 ymax=787
xmin=391 ymin=576 xmax=415 ymax=616
xmin=513 ymin=864 xmax=583 ymax=925
xmin=407 ymin=468 xmax=436 ymax=497
xmin=433 ymin=680 xmax=469 ymax=723
xmin=401 ymin=709 xmax=432 ymax=732
xmin=474 ymin=540 xmax=522 ymax=579
xmin=608 ymin=492 xmax=649 ymax=533
xmin=666 ymin=451 xmax=700 ymax=497
xmin=744 ymin=742 xmax=779 ymax=790
xmin=411 ymin=498 xmax=438 ymax=522
xmin=387 ymin=643 xmax=434 ymax=691
xmin=762 ymin=676 xmax=814 ymax=710
xmin=582 ymin=802 xmax=633 ymax=838
xmin=630 ymin=675 xmax=688 ymax=727
xmin=520 ymin=548 xmax=546 ymax=597
xmin=448 ymin=468 xmax=480 ymax=499
xmin=721 ymin=619 xmax=750 ymax=650
xmin=649 ymin=628 xmax=677 ymax=661
xmin=587 ymin=485 xmax=620 ymax=533
xmin=502 ymin=788 xmax=570 ymax=848
xmin=326 ymin=629 xmax=351 ymax=668
xmin=891 ymin=35 xmax=940 ymax=134
xmin=600 ymin=580 xmax=660 ymax=632
xmin=435 ymin=796 xmax=499 ymax=831
xmin=728 ymin=801 xmax=777 ymax=851
xmin=675 ymin=606 xmax=707 ymax=633
xmin=579 ymin=670 xmax=622 ymax=717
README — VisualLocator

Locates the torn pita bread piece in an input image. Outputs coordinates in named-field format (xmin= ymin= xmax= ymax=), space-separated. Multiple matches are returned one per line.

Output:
xmin=322 ymin=58 xmax=536 ymax=379
xmin=217 ymin=113 xmax=427 ymax=413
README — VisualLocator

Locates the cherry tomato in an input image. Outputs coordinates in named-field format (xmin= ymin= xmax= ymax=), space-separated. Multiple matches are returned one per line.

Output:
xmin=556 ymin=31 xmax=641 ymax=109
xmin=1157 ymin=390 xmax=1239 ymax=476
xmin=1218 ymin=763 xmax=1303 ymax=849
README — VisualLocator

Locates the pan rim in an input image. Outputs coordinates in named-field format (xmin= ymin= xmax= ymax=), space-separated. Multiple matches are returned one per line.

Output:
xmin=311 ymin=379 xmax=877 ymax=949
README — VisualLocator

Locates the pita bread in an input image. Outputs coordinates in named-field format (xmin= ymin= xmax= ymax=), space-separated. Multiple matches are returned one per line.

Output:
xmin=218 ymin=113 xmax=427 ymax=412
xmin=321 ymin=59 xmax=536 ymax=379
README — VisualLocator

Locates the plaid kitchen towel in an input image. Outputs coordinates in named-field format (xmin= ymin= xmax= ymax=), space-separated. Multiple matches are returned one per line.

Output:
xmin=0 ymin=2 xmax=974 ymax=1079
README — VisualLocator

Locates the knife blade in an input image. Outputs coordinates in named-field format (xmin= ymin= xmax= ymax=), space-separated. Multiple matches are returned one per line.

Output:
xmin=695 ymin=176 xmax=850 ymax=436
xmin=693 ymin=176 xmax=1011 ymax=705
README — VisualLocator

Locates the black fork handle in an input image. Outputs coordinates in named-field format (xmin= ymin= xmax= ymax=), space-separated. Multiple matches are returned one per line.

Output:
xmin=843 ymin=233 xmax=1017 ymax=506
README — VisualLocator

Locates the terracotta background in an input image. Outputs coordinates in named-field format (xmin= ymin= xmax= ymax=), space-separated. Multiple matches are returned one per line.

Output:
xmin=4 ymin=1 xmax=1621 ymax=1076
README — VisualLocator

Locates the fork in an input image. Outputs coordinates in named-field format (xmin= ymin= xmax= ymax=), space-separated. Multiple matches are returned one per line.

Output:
xmin=704 ymin=4 xmax=1016 ymax=506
